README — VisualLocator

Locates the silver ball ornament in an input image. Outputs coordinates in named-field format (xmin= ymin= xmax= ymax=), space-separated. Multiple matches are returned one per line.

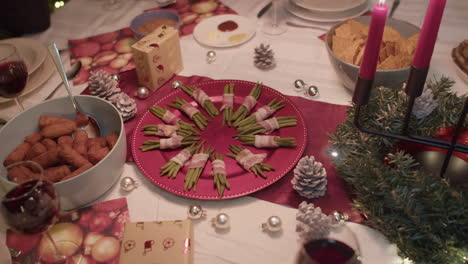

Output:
xmin=329 ymin=210 xmax=349 ymax=226
xmin=120 ymin=177 xmax=138 ymax=192
xmin=134 ymin=86 xmax=149 ymax=99
xmin=262 ymin=216 xmax=282 ymax=232
xmin=306 ymin=85 xmax=319 ymax=97
xmin=111 ymin=73 xmax=119 ymax=81
xmin=211 ymin=213 xmax=230 ymax=229
xmin=294 ymin=79 xmax=305 ymax=89
xmin=206 ymin=50 xmax=216 ymax=64
xmin=188 ymin=204 xmax=206 ymax=219
xmin=172 ymin=80 xmax=182 ymax=89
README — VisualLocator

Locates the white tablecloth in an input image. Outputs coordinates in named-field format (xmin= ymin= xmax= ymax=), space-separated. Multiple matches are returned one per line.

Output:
xmin=1 ymin=0 xmax=467 ymax=263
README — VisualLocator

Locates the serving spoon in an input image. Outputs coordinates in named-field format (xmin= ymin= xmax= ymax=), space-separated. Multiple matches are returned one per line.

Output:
xmin=48 ymin=43 xmax=101 ymax=137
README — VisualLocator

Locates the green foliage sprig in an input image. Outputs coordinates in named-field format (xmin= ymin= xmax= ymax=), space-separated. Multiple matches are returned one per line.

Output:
xmin=329 ymin=77 xmax=468 ymax=264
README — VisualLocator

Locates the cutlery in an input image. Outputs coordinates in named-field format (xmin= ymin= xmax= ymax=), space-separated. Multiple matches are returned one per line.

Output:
xmin=45 ymin=61 xmax=82 ymax=100
xmin=48 ymin=43 xmax=101 ymax=137
xmin=257 ymin=1 xmax=273 ymax=18
xmin=286 ymin=21 xmax=328 ymax=31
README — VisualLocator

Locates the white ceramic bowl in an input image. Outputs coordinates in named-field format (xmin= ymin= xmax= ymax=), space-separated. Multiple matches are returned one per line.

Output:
xmin=325 ymin=16 xmax=421 ymax=91
xmin=0 ymin=95 xmax=126 ymax=211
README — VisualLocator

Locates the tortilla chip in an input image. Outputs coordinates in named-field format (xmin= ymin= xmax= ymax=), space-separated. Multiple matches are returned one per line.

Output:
xmin=383 ymin=25 xmax=402 ymax=42
xmin=332 ymin=35 xmax=354 ymax=56
xmin=379 ymin=55 xmax=401 ymax=70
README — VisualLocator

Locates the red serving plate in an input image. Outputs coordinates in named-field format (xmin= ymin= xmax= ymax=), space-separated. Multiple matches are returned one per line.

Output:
xmin=131 ymin=80 xmax=307 ymax=199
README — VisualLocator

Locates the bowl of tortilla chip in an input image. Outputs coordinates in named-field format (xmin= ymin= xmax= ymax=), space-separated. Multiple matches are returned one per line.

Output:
xmin=326 ymin=16 xmax=420 ymax=91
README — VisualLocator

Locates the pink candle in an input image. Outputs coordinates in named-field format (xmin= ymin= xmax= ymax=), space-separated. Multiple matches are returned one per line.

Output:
xmin=358 ymin=0 xmax=388 ymax=80
xmin=412 ymin=0 xmax=447 ymax=69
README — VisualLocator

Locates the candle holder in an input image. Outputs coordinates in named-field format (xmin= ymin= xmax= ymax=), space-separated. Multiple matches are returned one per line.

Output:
xmin=352 ymin=67 xmax=468 ymax=178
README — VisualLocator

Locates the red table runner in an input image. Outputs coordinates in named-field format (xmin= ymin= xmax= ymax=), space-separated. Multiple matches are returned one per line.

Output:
xmin=82 ymin=70 xmax=360 ymax=222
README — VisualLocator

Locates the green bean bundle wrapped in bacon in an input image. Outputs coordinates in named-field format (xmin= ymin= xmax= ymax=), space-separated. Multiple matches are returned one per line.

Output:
xmin=236 ymin=116 xmax=297 ymax=136
xmin=143 ymin=124 xmax=196 ymax=137
xmin=226 ymin=145 xmax=274 ymax=178
xmin=180 ymin=85 xmax=219 ymax=117
xmin=237 ymin=135 xmax=296 ymax=148
xmin=210 ymin=153 xmax=230 ymax=198
xmin=231 ymin=83 xmax=262 ymax=124
xmin=148 ymin=106 xmax=199 ymax=135
xmin=184 ymin=146 xmax=215 ymax=191
xmin=234 ymin=98 xmax=284 ymax=128
xmin=160 ymin=142 xmax=204 ymax=178
xmin=140 ymin=136 xmax=200 ymax=152
xmin=221 ymin=83 xmax=234 ymax=126
xmin=167 ymin=98 xmax=210 ymax=130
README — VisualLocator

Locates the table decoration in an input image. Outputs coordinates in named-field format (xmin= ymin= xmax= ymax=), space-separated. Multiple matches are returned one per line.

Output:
xmin=131 ymin=25 xmax=183 ymax=91
xmin=452 ymin=39 xmax=468 ymax=84
xmin=68 ymin=28 xmax=137 ymax=85
xmin=211 ymin=213 xmax=230 ymax=230
xmin=254 ymin=43 xmax=276 ymax=70
xmin=120 ymin=176 xmax=138 ymax=192
xmin=206 ymin=50 xmax=216 ymax=64
xmin=119 ymin=219 xmax=193 ymax=264
xmin=88 ymin=71 xmax=122 ymax=103
xmin=330 ymin=77 xmax=468 ymax=263
xmin=262 ymin=216 xmax=282 ymax=233
xmin=115 ymin=93 xmax=137 ymax=122
xmin=6 ymin=197 xmax=129 ymax=263
xmin=296 ymin=201 xmax=331 ymax=241
xmin=187 ymin=204 xmax=206 ymax=220
xmin=291 ymin=155 xmax=327 ymax=199
xmin=134 ymin=86 xmax=150 ymax=99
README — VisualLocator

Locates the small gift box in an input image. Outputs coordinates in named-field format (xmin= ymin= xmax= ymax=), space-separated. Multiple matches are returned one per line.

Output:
xmin=119 ymin=219 xmax=193 ymax=264
xmin=131 ymin=25 xmax=183 ymax=91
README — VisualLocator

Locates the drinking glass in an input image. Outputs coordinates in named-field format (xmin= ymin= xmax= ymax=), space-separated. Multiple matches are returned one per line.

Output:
xmin=296 ymin=213 xmax=362 ymax=264
xmin=0 ymin=44 xmax=28 ymax=111
xmin=0 ymin=161 xmax=64 ymax=261
xmin=261 ymin=0 xmax=288 ymax=35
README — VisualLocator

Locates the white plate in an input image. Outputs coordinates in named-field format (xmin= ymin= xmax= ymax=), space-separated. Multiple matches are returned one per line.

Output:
xmin=0 ymin=52 xmax=56 ymax=103
xmin=286 ymin=0 xmax=369 ymax=23
xmin=291 ymin=0 xmax=367 ymax=13
xmin=0 ymin=38 xmax=47 ymax=75
xmin=193 ymin=14 xmax=256 ymax=48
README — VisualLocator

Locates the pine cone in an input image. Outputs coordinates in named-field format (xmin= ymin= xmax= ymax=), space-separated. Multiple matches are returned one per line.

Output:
xmin=254 ymin=43 xmax=275 ymax=70
xmin=412 ymin=88 xmax=438 ymax=119
xmin=296 ymin=201 xmax=330 ymax=241
xmin=115 ymin=93 xmax=136 ymax=122
xmin=291 ymin=156 xmax=327 ymax=199
xmin=88 ymin=71 xmax=121 ymax=104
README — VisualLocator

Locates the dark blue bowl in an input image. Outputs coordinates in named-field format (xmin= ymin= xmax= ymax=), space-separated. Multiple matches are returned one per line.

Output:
xmin=130 ymin=10 xmax=181 ymax=39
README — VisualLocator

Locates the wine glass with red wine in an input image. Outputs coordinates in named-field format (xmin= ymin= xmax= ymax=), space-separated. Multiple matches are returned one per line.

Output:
xmin=0 ymin=44 xmax=28 ymax=111
xmin=0 ymin=160 xmax=64 ymax=260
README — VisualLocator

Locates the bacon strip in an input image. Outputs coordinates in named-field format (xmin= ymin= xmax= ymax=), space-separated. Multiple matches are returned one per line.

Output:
xmin=180 ymin=103 xmax=199 ymax=118
xmin=212 ymin=159 xmax=226 ymax=175
xmin=235 ymin=149 xmax=267 ymax=170
xmin=193 ymin=89 xmax=210 ymax=105
xmin=254 ymin=135 xmax=279 ymax=148
xmin=220 ymin=94 xmax=234 ymax=111
xmin=254 ymin=105 xmax=275 ymax=121
xmin=152 ymin=124 xmax=179 ymax=137
xmin=162 ymin=111 xmax=181 ymax=125
xmin=170 ymin=149 xmax=192 ymax=165
xmin=258 ymin=118 xmax=280 ymax=134
xmin=188 ymin=153 xmax=209 ymax=169
xmin=160 ymin=135 xmax=183 ymax=150
xmin=242 ymin=96 xmax=257 ymax=112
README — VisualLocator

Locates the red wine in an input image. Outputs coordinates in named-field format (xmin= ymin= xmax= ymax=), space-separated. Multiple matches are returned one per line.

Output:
xmin=302 ymin=239 xmax=358 ymax=264
xmin=0 ymin=61 xmax=28 ymax=98
xmin=1 ymin=180 xmax=59 ymax=234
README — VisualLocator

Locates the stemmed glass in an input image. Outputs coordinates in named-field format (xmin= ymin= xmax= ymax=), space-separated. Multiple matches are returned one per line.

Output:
xmin=261 ymin=0 xmax=288 ymax=35
xmin=0 ymin=161 xmax=64 ymax=261
xmin=0 ymin=44 xmax=28 ymax=111
xmin=296 ymin=212 xmax=362 ymax=264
